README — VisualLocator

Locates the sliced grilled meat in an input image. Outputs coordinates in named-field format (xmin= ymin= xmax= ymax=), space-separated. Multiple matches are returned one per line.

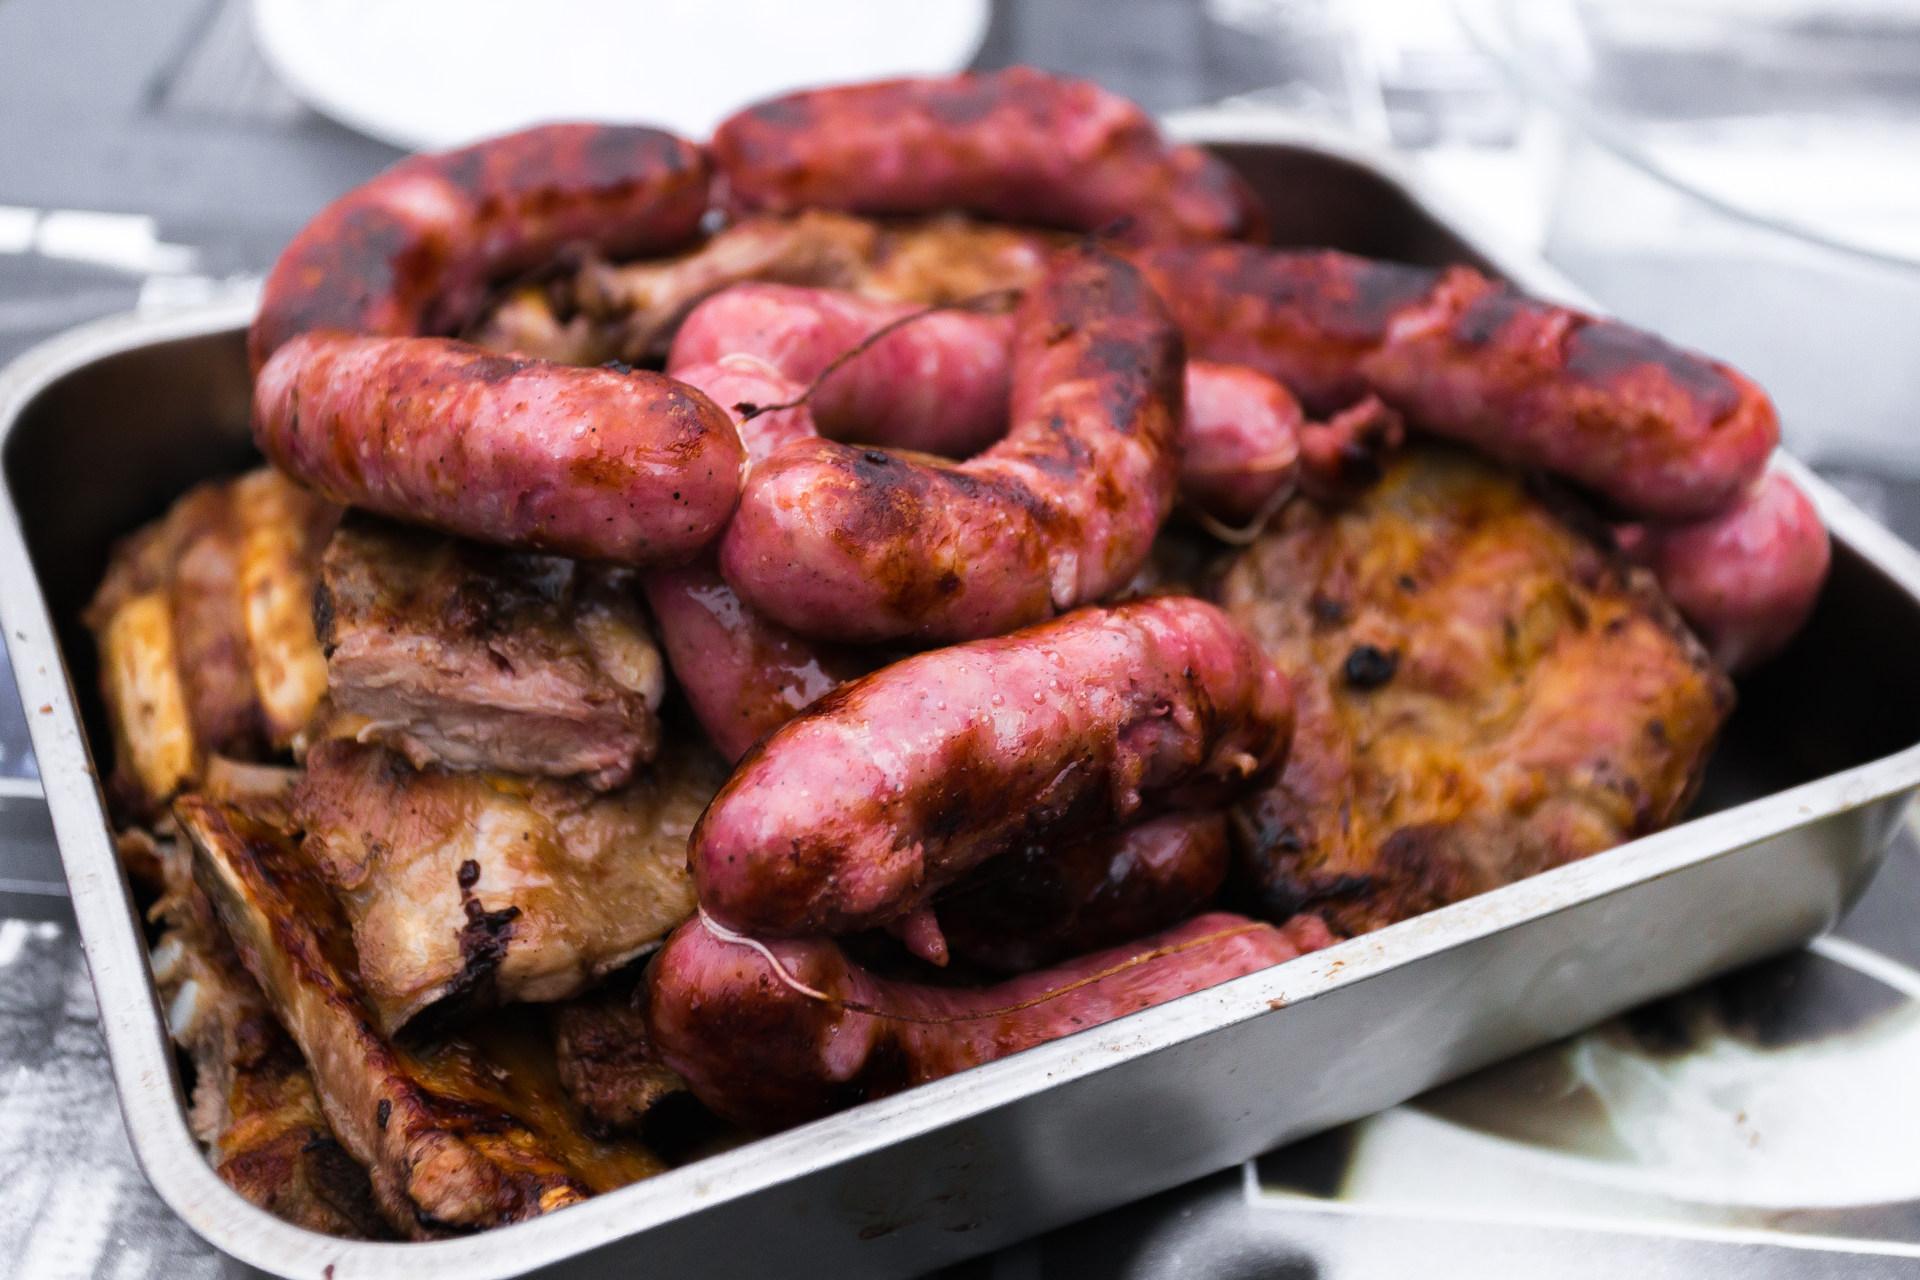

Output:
xmin=1220 ymin=447 xmax=1733 ymax=936
xmin=293 ymin=738 xmax=719 ymax=1033
xmin=86 ymin=468 xmax=337 ymax=815
xmin=178 ymin=795 xmax=663 ymax=1238
xmin=316 ymin=515 xmax=664 ymax=790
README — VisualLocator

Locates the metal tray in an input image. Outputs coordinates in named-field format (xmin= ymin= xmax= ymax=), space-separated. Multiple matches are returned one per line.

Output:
xmin=3 ymin=119 xmax=1919 ymax=1279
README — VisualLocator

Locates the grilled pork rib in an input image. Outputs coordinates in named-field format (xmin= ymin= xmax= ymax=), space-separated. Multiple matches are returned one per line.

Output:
xmin=178 ymin=795 xmax=663 ymax=1237
xmin=293 ymin=738 xmax=718 ymax=1032
xmin=85 ymin=468 xmax=336 ymax=814
xmin=316 ymin=515 xmax=665 ymax=790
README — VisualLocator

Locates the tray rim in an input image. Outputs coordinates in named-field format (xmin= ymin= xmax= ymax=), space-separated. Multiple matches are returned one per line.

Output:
xmin=3 ymin=123 xmax=1920 ymax=1277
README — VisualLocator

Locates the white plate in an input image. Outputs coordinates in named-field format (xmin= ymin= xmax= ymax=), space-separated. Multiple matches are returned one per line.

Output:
xmin=252 ymin=0 xmax=992 ymax=151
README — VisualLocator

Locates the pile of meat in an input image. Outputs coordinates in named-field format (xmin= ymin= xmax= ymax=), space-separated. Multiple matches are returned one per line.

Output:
xmin=85 ymin=67 xmax=1829 ymax=1240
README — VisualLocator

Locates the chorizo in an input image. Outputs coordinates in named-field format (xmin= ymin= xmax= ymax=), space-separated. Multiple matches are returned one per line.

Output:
xmin=690 ymin=597 xmax=1293 ymax=936
xmin=717 ymin=244 xmax=1183 ymax=642
xmin=1131 ymin=244 xmax=1779 ymax=521
xmin=648 ymin=910 xmax=1333 ymax=1131
xmin=712 ymin=67 xmax=1264 ymax=242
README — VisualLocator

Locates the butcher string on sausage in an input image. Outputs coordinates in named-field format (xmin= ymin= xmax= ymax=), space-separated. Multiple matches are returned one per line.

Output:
xmin=1187 ymin=466 xmax=1301 ymax=547
xmin=695 ymin=907 xmax=1276 ymax=1024
xmin=732 ymin=287 xmax=1025 ymax=423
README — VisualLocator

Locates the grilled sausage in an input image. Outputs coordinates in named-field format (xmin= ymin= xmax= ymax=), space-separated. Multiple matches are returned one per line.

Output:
xmin=254 ymin=335 xmax=744 ymax=565
xmin=938 ymin=812 xmax=1232 ymax=973
xmin=712 ymin=67 xmax=1265 ymax=242
xmin=675 ymin=284 xmax=1309 ymax=522
xmin=718 ymin=244 xmax=1183 ymax=642
xmin=1131 ymin=244 xmax=1779 ymax=521
xmin=639 ymin=356 xmax=872 ymax=759
xmin=1621 ymin=469 xmax=1830 ymax=673
xmin=669 ymin=283 xmax=1015 ymax=457
xmin=648 ymin=910 xmax=1333 ymax=1131
xmin=249 ymin=123 xmax=709 ymax=371
xmin=690 ymin=597 xmax=1293 ymax=936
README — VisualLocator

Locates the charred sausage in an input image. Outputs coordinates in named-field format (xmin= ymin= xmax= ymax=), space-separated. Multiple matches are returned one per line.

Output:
xmin=648 ymin=910 xmax=1333 ymax=1131
xmin=249 ymin=123 xmax=710 ymax=371
xmin=690 ymin=597 xmax=1293 ymax=936
xmin=253 ymin=336 xmax=744 ymax=564
xmin=1131 ymin=244 xmax=1779 ymax=521
xmin=712 ymin=67 xmax=1265 ymax=242
xmin=717 ymin=244 xmax=1183 ymax=642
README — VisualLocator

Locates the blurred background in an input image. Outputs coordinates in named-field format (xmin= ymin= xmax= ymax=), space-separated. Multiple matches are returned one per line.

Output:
xmin=2 ymin=1 xmax=1919 ymax=1275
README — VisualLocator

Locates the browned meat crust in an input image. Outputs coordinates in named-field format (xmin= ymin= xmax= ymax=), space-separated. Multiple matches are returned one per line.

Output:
xmin=178 ymin=795 xmax=662 ymax=1237
xmin=85 ymin=468 xmax=337 ymax=815
xmin=292 ymin=738 xmax=720 ymax=1033
xmin=143 ymin=823 xmax=389 ymax=1239
xmin=470 ymin=210 xmax=1059 ymax=366
xmin=552 ymin=982 xmax=689 ymax=1134
xmin=1219 ymin=447 xmax=1734 ymax=935
xmin=316 ymin=515 xmax=665 ymax=790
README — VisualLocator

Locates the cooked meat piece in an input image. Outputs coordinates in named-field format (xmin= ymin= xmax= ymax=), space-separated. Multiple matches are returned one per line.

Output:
xmin=1219 ymin=447 xmax=1733 ymax=936
xmin=178 ymin=795 xmax=663 ymax=1238
xmin=316 ymin=515 xmax=664 ymax=790
xmin=553 ymin=981 xmax=689 ymax=1133
xmin=293 ymin=738 xmax=720 ymax=1033
xmin=233 ymin=468 xmax=338 ymax=745
xmin=144 ymin=820 xmax=389 ymax=1239
xmin=86 ymin=468 xmax=337 ymax=814
xmin=471 ymin=210 xmax=1058 ymax=366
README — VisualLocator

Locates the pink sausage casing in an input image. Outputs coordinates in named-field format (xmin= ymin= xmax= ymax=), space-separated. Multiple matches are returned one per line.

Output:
xmin=252 ymin=335 xmax=745 ymax=565
xmin=642 ymin=356 xmax=871 ymax=761
xmin=690 ymin=597 xmax=1294 ymax=936
xmin=1131 ymin=243 xmax=1779 ymax=521
xmin=718 ymin=245 xmax=1184 ymax=643
xmin=1623 ymin=469 xmax=1830 ymax=673
xmin=712 ymin=66 xmax=1265 ymax=243
xmin=648 ymin=910 xmax=1334 ymax=1132
xmin=250 ymin=123 xmax=710 ymax=371
xmin=670 ymin=284 xmax=1015 ymax=457
xmin=676 ymin=283 xmax=1308 ymax=523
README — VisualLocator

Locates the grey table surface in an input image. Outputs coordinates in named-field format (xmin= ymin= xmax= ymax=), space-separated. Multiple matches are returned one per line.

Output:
xmin=4 ymin=2 xmax=1920 ymax=1277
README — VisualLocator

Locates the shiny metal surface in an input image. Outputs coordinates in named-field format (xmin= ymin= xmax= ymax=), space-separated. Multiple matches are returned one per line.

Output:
xmin=2 ymin=128 xmax=1918 ymax=1279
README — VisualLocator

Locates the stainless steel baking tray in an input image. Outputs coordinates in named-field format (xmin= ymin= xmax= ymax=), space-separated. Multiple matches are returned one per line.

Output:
xmin=3 ymin=117 xmax=1919 ymax=1279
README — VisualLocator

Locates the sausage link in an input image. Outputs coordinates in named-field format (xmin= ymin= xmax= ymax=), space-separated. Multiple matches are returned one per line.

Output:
xmin=648 ymin=910 xmax=1332 ymax=1131
xmin=939 ymin=812 xmax=1232 ymax=974
xmin=1181 ymin=361 xmax=1304 ymax=526
xmin=712 ymin=67 xmax=1264 ymax=242
xmin=250 ymin=123 xmax=710 ymax=371
xmin=717 ymin=245 xmax=1183 ymax=642
xmin=252 ymin=335 xmax=744 ymax=564
xmin=675 ymin=284 xmax=1308 ymax=523
xmin=1621 ymin=469 xmax=1830 ymax=673
xmin=690 ymin=597 xmax=1293 ymax=936
xmin=639 ymin=356 xmax=871 ymax=760
xmin=1131 ymin=244 xmax=1779 ymax=521
xmin=669 ymin=283 xmax=1015 ymax=457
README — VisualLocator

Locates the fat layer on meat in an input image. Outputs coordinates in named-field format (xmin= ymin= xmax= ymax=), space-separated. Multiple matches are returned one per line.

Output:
xmin=315 ymin=515 xmax=665 ymax=790
xmin=1220 ymin=447 xmax=1734 ymax=935
xmin=178 ymin=794 xmax=663 ymax=1238
xmin=293 ymin=738 xmax=719 ymax=1033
